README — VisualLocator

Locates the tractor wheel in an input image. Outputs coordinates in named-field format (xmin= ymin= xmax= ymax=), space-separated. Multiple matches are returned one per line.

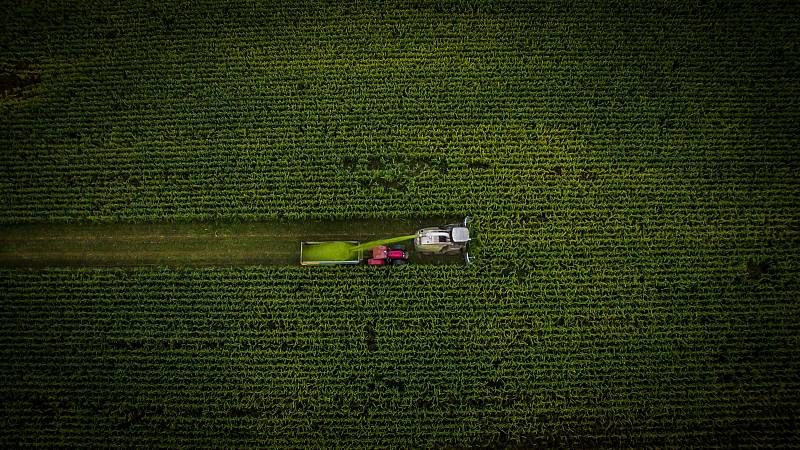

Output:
xmin=391 ymin=259 xmax=407 ymax=265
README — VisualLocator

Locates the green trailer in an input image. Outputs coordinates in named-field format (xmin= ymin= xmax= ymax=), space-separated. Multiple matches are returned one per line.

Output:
xmin=300 ymin=241 xmax=363 ymax=266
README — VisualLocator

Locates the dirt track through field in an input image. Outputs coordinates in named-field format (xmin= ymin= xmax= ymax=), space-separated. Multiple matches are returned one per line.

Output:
xmin=0 ymin=218 xmax=461 ymax=268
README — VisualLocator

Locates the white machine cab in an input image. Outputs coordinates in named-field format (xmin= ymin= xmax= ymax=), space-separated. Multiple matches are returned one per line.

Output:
xmin=413 ymin=217 xmax=473 ymax=263
xmin=450 ymin=227 xmax=470 ymax=243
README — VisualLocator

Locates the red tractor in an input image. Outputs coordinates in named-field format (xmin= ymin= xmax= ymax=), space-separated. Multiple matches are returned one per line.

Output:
xmin=367 ymin=245 xmax=409 ymax=265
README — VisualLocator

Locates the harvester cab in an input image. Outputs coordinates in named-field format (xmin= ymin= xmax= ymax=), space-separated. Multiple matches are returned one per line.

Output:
xmin=414 ymin=216 xmax=474 ymax=264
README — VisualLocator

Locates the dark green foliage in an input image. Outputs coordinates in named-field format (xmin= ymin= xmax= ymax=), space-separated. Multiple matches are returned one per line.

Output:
xmin=1 ymin=0 xmax=799 ymax=447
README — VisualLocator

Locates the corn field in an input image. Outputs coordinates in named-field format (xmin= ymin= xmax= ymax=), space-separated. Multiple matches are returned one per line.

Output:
xmin=1 ymin=0 xmax=799 ymax=447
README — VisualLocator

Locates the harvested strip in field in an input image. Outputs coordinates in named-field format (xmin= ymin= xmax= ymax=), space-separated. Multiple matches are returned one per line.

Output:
xmin=0 ymin=219 xmax=464 ymax=267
